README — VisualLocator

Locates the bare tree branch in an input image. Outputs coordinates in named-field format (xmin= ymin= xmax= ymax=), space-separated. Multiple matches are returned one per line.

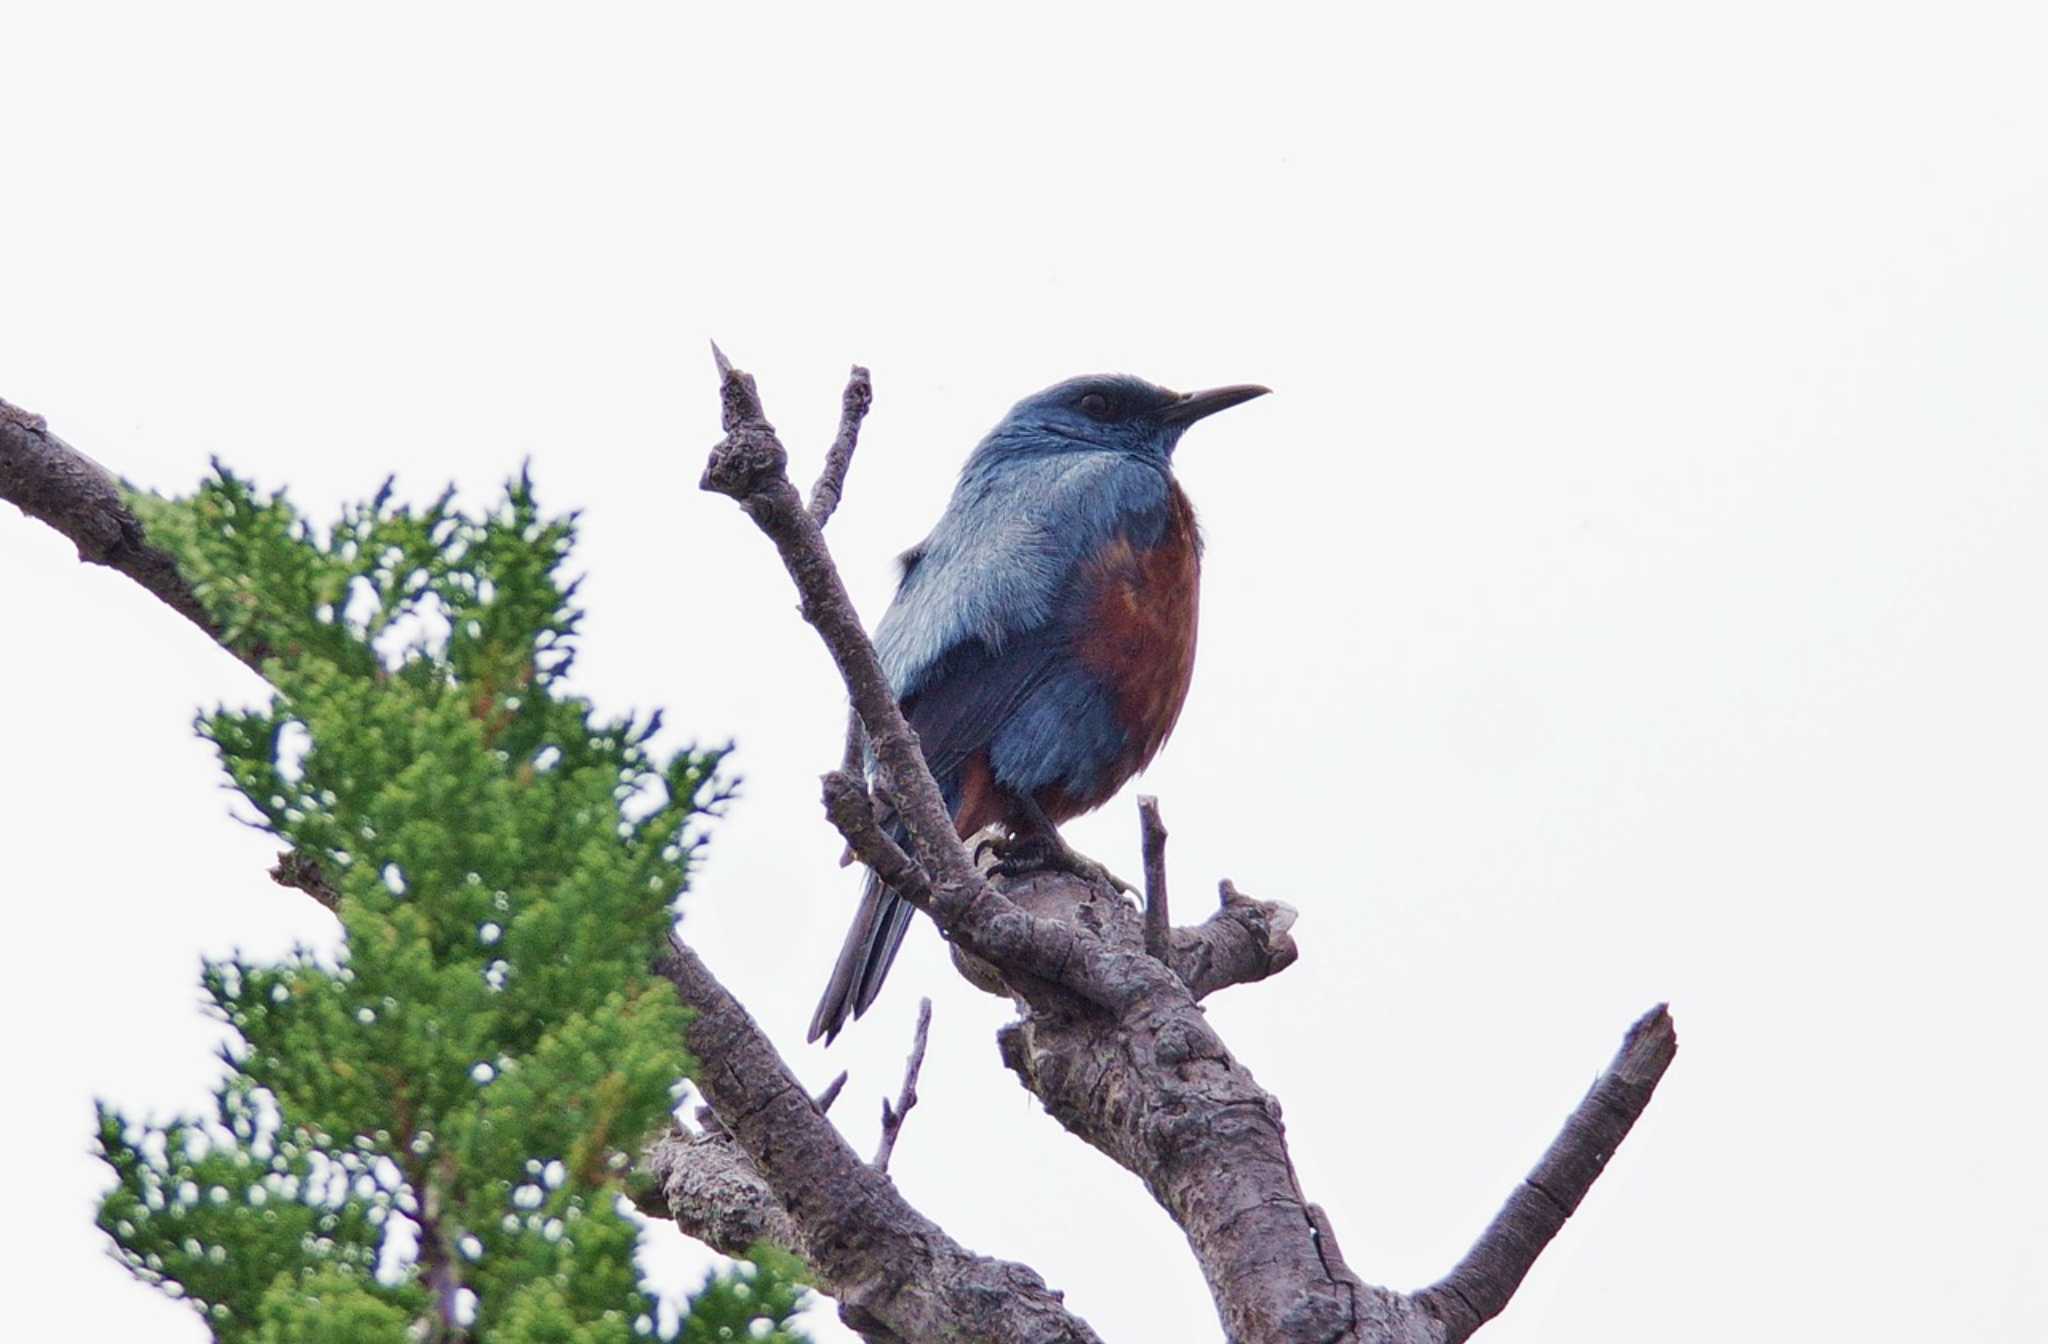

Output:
xmin=951 ymin=859 xmax=1300 ymax=1006
xmin=653 ymin=936 xmax=1103 ymax=1344
xmin=0 ymin=396 xmax=266 ymax=668
xmin=649 ymin=1124 xmax=803 ymax=1259
xmin=698 ymin=353 xmax=1678 ymax=1344
xmin=1137 ymin=795 xmax=1171 ymax=962
xmin=1414 ymin=1004 xmax=1680 ymax=1343
xmin=808 ymin=364 xmax=872 ymax=527
xmin=1173 ymin=878 xmax=1300 ymax=1000
xmin=270 ymin=850 xmax=341 ymax=912
xmin=821 ymin=769 xmax=1192 ymax=1013
xmin=871 ymin=997 xmax=931 ymax=1174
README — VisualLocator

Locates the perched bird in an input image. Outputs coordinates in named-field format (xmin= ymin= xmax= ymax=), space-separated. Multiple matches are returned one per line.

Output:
xmin=808 ymin=374 xmax=1268 ymax=1043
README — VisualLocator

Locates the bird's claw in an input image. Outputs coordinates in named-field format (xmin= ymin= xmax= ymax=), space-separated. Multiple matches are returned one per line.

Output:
xmin=983 ymin=833 xmax=1137 ymax=898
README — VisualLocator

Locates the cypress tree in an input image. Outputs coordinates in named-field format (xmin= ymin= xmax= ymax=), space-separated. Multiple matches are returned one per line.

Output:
xmin=92 ymin=467 xmax=807 ymax=1342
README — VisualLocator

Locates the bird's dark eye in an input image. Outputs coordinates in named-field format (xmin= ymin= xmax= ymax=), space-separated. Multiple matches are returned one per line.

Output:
xmin=1079 ymin=392 xmax=1112 ymax=420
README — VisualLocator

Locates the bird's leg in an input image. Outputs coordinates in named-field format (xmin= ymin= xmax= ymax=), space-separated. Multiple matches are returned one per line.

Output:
xmin=986 ymin=791 xmax=1138 ymax=898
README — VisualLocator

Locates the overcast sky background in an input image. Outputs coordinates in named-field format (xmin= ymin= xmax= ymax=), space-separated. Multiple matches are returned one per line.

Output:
xmin=4 ymin=4 xmax=2045 ymax=1341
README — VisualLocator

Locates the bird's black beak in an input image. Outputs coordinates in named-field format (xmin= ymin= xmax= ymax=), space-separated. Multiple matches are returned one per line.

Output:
xmin=1161 ymin=383 xmax=1271 ymax=427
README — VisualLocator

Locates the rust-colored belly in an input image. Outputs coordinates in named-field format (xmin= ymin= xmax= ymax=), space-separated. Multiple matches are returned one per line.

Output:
xmin=1053 ymin=483 xmax=1202 ymax=820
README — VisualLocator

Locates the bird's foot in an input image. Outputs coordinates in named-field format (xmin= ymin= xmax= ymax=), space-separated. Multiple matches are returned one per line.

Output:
xmin=981 ymin=831 xmax=1137 ymax=898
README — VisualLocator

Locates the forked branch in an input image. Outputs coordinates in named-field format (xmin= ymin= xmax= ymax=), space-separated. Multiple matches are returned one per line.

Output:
xmin=696 ymin=352 xmax=1679 ymax=1344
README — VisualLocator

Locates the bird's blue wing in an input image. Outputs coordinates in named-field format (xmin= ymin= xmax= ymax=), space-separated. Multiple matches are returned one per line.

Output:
xmin=873 ymin=449 xmax=1172 ymax=696
xmin=898 ymin=622 xmax=1068 ymax=782
xmin=871 ymin=449 xmax=1172 ymax=782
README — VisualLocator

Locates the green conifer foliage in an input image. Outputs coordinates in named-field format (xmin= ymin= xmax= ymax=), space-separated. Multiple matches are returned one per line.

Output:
xmin=94 ymin=468 xmax=808 ymax=1342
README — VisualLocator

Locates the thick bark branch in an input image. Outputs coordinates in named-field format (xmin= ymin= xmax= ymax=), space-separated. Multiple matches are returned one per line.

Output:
xmin=271 ymin=850 xmax=341 ymax=911
xmin=0 ymin=396 xmax=266 ymax=669
xmin=653 ymin=936 xmax=1102 ymax=1344
xmin=651 ymin=1124 xmax=804 ymax=1255
xmin=976 ymin=863 xmax=1393 ymax=1342
xmin=1414 ymin=1004 xmax=1679 ymax=1343
xmin=941 ymin=854 xmax=1299 ymax=1007
xmin=815 ymin=771 xmax=1142 ymax=1019
xmin=1174 ymin=878 xmax=1300 ymax=1001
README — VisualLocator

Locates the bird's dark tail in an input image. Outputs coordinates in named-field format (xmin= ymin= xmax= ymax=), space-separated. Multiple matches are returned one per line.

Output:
xmin=808 ymin=815 xmax=922 ymax=1045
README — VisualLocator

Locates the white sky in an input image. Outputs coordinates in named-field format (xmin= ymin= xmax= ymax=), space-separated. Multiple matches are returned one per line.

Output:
xmin=4 ymin=4 xmax=2045 ymax=1341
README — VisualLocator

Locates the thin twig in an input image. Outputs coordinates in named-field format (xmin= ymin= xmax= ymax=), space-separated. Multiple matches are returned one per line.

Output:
xmin=809 ymin=365 xmax=873 ymax=527
xmin=1414 ymin=1003 xmax=1681 ymax=1344
xmin=808 ymin=366 xmax=875 ymax=802
xmin=1137 ymin=796 xmax=1171 ymax=962
xmin=815 ymin=1070 xmax=850 ymax=1116
xmin=872 ymin=998 xmax=933 ymax=1174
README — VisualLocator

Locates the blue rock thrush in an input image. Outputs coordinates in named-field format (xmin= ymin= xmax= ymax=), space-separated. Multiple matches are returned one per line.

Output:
xmin=809 ymin=374 xmax=1268 ymax=1043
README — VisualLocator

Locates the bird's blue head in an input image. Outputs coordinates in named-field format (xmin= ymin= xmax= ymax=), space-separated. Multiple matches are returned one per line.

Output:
xmin=978 ymin=374 xmax=1269 ymax=465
